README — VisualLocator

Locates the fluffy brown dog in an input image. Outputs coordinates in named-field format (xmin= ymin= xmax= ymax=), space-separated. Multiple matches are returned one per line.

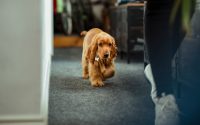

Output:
xmin=81 ymin=28 xmax=117 ymax=87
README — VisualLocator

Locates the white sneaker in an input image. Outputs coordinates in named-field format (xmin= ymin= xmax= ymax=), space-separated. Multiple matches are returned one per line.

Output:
xmin=144 ymin=64 xmax=157 ymax=102
xmin=155 ymin=94 xmax=180 ymax=125
xmin=144 ymin=64 xmax=180 ymax=125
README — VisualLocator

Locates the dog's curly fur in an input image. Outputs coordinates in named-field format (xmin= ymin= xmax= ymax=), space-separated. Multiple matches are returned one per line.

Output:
xmin=81 ymin=28 xmax=117 ymax=87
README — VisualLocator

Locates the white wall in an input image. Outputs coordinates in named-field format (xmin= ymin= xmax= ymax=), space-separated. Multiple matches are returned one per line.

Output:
xmin=0 ymin=0 xmax=52 ymax=124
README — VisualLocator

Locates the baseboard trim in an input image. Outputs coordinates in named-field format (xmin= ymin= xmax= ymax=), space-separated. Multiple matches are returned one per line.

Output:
xmin=0 ymin=115 xmax=44 ymax=123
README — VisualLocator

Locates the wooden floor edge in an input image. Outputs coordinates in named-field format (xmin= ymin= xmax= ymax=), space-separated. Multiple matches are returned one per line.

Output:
xmin=54 ymin=35 xmax=83 ymax=48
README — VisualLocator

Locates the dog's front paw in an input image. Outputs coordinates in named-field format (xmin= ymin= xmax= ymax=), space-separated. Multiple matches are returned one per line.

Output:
xmin=91 ymin=80 xmax=104 ymax=87
xmin=97 ymin=81 xmax=104 ymax=87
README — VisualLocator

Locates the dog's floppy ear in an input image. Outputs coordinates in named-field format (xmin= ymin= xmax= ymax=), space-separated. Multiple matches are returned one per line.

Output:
xmin=110 ymin=37 xmax=118 ymax=59
xmin=88 ymin=35 xmax=99 ymax=64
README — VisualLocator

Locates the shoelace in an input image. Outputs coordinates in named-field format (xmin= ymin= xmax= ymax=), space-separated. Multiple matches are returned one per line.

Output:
xmin=161 ymin=98 xmax=169 ymax=111
xmin=160 ymin=95 xmax=180 ymax=114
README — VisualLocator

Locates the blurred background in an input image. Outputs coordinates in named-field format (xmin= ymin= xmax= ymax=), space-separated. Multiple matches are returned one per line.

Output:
xmin=53 ymin=0 xmax=145 ymax=53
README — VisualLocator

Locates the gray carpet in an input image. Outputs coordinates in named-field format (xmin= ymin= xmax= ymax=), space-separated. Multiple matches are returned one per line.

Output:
xmin=49 ymin=48 xmax=154 ymax=125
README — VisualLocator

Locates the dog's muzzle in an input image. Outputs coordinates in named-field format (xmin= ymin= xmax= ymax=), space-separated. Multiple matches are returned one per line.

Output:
xmin=104 ymin=53 xmax=109 ymax=58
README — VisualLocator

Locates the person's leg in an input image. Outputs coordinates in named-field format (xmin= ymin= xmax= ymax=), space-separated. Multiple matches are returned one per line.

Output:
xmin=144 ymin=0 xmax=186 ymax=125
xmin=145 ymin=0 xmax=183 ymax=96
xmin=145 ymin=0 xmax=196 ymax=95
xmin=145 ymin=0 xmax=197 ymax=125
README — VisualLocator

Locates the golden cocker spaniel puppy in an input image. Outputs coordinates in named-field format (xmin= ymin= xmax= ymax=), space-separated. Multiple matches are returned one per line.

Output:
xmin=81 ymin=28 xmax=117 ymax=87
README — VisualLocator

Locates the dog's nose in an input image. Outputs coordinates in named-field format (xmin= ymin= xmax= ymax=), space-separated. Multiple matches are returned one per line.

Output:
xmin=104 ymin=53 xmax=109 ymax=58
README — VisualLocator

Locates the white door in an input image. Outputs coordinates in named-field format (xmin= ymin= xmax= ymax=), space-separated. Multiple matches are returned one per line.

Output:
xmin=0 ymin=0 xmax=52 ymax=125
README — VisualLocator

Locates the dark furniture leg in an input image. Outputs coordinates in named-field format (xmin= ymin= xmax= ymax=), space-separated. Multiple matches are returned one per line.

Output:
xmin=120 ymin=51 xmax=123 ymax=59
xmin=127 ymin=40 xmax=130 ymax=64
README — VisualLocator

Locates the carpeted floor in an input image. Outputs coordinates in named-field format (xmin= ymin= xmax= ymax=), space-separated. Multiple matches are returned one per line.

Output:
xmin=49 ymin=48 xmax=154 ymax=125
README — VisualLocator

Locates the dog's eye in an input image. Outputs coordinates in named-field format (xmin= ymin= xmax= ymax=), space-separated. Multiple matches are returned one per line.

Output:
xmin=108 ymin=43 xmax=112 ymax=46
xmin=99 ymin=43 xmax=102 ymax=47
